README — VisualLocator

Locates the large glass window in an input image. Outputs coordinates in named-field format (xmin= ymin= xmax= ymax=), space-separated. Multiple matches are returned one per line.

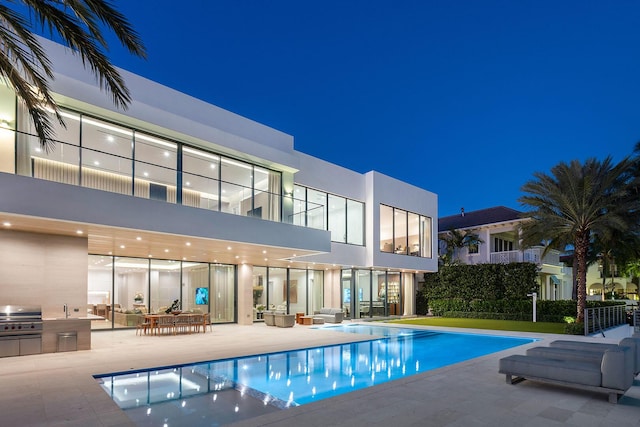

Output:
xmin=210 ymin=265 xmax=235 ymax=323
xmin=88 ymin=256 xmax=237 ymax=330
xmin=294 ymin=184 xmax=364 ymax=245
xmin=87 ymin=255 xmax=114 ymax=329
xmin=288 ymin=269 xmax=308 ymax=315
xmin=306 ymin=189 xmax=326 ymax=230
xmin=253 ymin=266 xmax=267 ymax=321
xmin=253 ymin=166 xmax=281 ymax=221
xmin=380 ymin=205 xmax=394 ymax=253
xmin=420 ymin=216 xmax=432 ymax=258
xmin=394 ymin=208 xmax=408 ymax=254
xmin=113 ymin=257 xmax=149 ymax=329
xmin=268 ymin=268 xmax=287 ymax=311
xmin=0 ymin=85 xmax=16 ymax=174
xmin=341 ymin=269 xmax=352 ymax=319
xmin=309 ymin=270 xmax=324 ymax=314
xmin=182 ymin=147 xmax=220 ymax=210
xmin=292 ymin=185 xmax=306 ymax=226
xmin=347 ymin=199 xmax=364 ymax=245
xmin=150 ymin=259 xmax=181 ymax=313
xmin=18 ymin=108 xmax=81 ymax=183
xmin=328 ymin=194 xmax=346 ymax=243
xmin=355 ymin=269 xmax=371 ymax=319
xmin=380 ymin=204 xmax=432 ymax=258
xmin=182 ymin=262 xmax=209 ymax=314
xmin=220 ymin=158 xmax=252 ymax=215
xmin=81 ymin=116 xmax=133 ymax=195
xmin=133 ymin=133 xmax=177 ymax=203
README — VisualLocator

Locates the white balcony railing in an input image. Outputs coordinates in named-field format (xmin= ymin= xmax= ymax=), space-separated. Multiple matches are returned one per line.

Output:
xmin=489 ymin=248 xmax=561 ymax=266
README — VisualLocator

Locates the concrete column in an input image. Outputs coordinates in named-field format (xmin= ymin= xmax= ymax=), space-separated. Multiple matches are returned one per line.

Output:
xmin=402 ymin=272 xmax=415 ymax=316
xmin=237 ymin=264 xmax=254 ymax=325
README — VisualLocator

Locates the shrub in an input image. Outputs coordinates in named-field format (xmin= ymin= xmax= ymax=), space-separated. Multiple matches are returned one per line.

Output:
xmin=564 ymin=321 xmax=585 ymax=335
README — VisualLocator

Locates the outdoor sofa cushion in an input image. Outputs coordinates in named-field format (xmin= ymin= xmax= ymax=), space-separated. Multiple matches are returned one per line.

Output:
xmin=499 ymin=346 xmax=633 ymax=403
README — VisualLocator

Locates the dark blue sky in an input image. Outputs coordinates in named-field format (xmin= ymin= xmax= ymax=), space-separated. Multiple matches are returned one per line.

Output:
xmin=90 ymin=1 xmax=639 ymax=216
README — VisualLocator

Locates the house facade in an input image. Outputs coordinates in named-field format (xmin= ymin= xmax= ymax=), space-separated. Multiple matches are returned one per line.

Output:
xmin=0 ymin=38 xmax=438 ymax=329
xmin=438 ymin=206 xmax=570 ymax=300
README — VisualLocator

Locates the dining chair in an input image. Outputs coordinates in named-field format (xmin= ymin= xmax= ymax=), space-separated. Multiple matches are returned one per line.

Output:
xmin=157 ymin=315 xmax=175 ymax=335
xmin=202 ymin=313 xmax=212 ymax=333
xmin=135 ymin=315 xmax=151 ymax=336
xmin=174 ymin=315 xmax=191 ymax=334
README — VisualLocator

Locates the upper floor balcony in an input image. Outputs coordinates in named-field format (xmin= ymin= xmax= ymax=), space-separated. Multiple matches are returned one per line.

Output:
xmin=489 ymin=247 xmax=561 ymax=266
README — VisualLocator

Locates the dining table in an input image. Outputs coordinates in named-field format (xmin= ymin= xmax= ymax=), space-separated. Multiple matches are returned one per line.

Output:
xmin=143 ymin=313 xmax=205 ymax=335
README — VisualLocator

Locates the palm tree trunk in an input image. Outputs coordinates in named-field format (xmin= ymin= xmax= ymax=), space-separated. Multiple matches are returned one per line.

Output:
xmin=575 ymin=231 xmax=590 ymax=323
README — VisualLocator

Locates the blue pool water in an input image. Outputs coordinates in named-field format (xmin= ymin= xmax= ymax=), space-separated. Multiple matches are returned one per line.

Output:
xmin=96 ymin=325 xmax=535 ymax=426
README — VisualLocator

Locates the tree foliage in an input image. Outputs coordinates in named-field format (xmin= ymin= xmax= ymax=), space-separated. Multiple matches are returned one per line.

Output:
xmin=518 ymin=155 xmax=640 ymax=322
xmin=0 ymin=1 xmax=146 ymax=151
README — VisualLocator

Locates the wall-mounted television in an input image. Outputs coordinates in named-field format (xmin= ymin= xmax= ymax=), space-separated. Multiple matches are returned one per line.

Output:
xmin=195 ymin=287 xmax=209 ymax=305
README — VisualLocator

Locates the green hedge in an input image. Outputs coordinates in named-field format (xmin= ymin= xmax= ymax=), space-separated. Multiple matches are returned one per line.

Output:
xmin=427 ymin=298 xmax=622 ymax=323
xmin=416 ymin=263 xmax=623 ymax=322
xmin=421 ymin=263 xmax=539 ymax=301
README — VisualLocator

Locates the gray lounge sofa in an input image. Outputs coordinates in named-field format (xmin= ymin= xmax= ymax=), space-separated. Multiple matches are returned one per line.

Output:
xmin=547 ymin=337 xmax=640 ymax=375
xmin=313 ymin=308 xmax=344 ymax=323
xmin=499 ymin=345 xmax=634 ymax=403
xmin=263 ymin=311 xmax=295 ymax=328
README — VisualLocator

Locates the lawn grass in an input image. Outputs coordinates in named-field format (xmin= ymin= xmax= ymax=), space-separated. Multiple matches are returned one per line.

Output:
xmin=388 ymin=317 xmax=566 ymax=334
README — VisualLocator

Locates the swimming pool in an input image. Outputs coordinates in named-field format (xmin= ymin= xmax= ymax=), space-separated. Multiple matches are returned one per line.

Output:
xmin=96 ymin=325 xmax=535 ymax=426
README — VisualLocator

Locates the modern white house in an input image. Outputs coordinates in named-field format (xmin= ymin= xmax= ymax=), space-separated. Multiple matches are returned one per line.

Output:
xmin=438 ymin=206 xmax=570 ymax=300
xmin=0 ymin=37 xmax=438 ymax=335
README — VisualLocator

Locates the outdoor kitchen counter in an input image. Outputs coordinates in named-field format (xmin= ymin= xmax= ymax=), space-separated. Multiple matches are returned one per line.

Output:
xmin=41 ymin=318 xmax=91 ymax=353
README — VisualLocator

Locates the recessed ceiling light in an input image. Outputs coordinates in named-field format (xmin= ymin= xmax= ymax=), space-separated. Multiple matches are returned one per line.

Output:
xmin=186 ymin=242 xmax=191 ymax=246
xmin=210 ymin=163 xmax=216 ymax=169
xmin=148 ymin=254 xmax=153 ymax=258
xmin=235 ymin=255 xmax=239 ymax=259
xmin=76 ymin=230 xmax=83 ymax=235
xmin=136 ymin=236 xmax=142 ymax=241
xmin=227 ymin=246 xmax=232 ymax=250
xmin=185 ymin=181 xmax=191 ymax=186
xmin=107 ymin=135 xmax=114 ymax=142
xmin=108 ymin=251 xmax=112 ymax=255
xmin=164 ymin=249 xmax=169 ymax=253
xmin=262 ymin=250 xmax=267 ymax=254
xmin=183 ymin=257 xmax=187 ymax=260
xmin=120 ymin=245 xmax=125 ymax=249
xmin=2 ymin=222 xmax=11 ymax=227
xmin=164 ymin=151 xmax=170 ymax=157
xmin=93 ymin=161 xmax=100 ymax=166
xmin=143 ymin=172 xmax=149 ymax=177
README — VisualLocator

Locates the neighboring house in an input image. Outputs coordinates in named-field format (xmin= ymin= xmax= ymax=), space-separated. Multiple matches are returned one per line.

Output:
xmin=560 ymin=255 xmax=638 ymax=302
xmin=0 ymin=38 xmax=438 ymax=329
xmin=438 ymin=206 xmax=569 ymax=300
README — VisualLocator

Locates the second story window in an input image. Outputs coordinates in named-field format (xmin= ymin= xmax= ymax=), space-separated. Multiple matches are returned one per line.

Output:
xmin=293 ymin=185 xmax=365 ymax=245
xmin=380 ymin=204 xmax=432 ymax=258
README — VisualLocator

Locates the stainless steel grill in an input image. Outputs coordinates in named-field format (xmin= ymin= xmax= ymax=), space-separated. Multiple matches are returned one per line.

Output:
xmin=0 ymin=305 xmax=43 ymax=357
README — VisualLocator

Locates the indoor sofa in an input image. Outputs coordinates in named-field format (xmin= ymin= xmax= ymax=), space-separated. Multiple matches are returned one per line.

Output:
xmin=499 ymin=345 xmax=634 ymax=403
xmin=312 ymin=308 xmax=344 ymax=323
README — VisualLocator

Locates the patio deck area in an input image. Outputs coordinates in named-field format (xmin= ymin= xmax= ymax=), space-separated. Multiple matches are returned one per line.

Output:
xmin=0 ymin=322 xmax=639 ymax=426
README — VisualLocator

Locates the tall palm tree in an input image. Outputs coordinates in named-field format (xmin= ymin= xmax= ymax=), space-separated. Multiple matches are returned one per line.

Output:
xmin=0 ymin=1 xmax=146 ymax=152
xmin=519 ymin=156 xmax=639 ymax=323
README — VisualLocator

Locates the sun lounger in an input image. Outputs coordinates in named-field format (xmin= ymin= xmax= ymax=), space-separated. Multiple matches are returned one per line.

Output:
xmin=499 ymin=346 xmax=633 ymax=403
xmin=548 ymin=337 xmax=639 ymax=374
